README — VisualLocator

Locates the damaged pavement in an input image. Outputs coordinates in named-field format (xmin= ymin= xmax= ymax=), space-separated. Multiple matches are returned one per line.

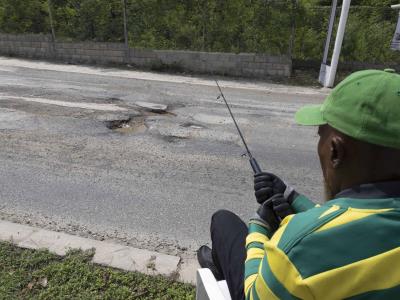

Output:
xmin=0 ymin=57 xmax=327 ymax=261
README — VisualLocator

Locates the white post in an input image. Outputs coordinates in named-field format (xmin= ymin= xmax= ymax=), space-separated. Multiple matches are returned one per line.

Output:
xmin=322 ymin=0 xmax=338 ymax=65
xmin=325 ymin=0 xmax=351 ymax=87
xmin=391 ymin=4 xmax=400 ymax=51
xmin=319 ymin=0 xmax=338 ymax=85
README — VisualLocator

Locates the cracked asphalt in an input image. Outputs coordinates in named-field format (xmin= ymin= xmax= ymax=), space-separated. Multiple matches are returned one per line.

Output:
xmin=0 ymin=57 xmax=327 ymax=256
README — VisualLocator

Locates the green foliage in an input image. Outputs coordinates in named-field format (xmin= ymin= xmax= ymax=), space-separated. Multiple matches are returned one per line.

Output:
xmin=0 ymin=242 xmax=195 ymax=299
xmin=51 ymin=0 xmax=124 ymax=41
xmin=0 ymin=0 xmax=49 ymax=33
xmin=0 ymin=0 xmax=399 ymax=63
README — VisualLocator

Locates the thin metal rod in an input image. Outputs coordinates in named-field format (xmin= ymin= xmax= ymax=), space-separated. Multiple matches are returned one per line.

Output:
xmin=122 ymin=0 xmax=129 ymax=62
xmin=288 ymin=0 xmax=298 ymax=59
xmin=322 ymin=0 xmax=338 ymax=64
xmin=215 ymin=80 xmax=253 ymax=159
xmin=47 ymin=0 xmax=56 ymax=42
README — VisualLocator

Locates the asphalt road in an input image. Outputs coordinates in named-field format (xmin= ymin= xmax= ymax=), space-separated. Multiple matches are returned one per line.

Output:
xmin=0 ymin=57 xmax=327 ymax=256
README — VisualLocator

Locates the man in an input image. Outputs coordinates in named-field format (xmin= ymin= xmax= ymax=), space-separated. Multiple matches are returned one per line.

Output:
xmin=198 ymin=69 xmax=400 ymax=299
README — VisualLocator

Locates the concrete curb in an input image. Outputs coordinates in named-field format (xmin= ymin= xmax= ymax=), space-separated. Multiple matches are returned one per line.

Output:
xmin=0 ymin=220 xmax=198 ymax=284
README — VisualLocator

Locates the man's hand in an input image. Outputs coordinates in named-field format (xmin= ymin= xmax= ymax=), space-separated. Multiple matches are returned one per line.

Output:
xmin=254 ymin=172 xmax=297 ymax=227
xmin=271 ymin=194 xmax=294 ymax=221
xmin=255 ymin=194 xmax=282 ymax=232
xmin=255 ymin=194 xmax=295 ymax=233
xmin=254 ymin=172 xmax=291 ymax=204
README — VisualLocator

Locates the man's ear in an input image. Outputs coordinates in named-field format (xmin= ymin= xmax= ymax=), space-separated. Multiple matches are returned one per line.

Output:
xmin=330 ymin=136 xmax=345 ymax=169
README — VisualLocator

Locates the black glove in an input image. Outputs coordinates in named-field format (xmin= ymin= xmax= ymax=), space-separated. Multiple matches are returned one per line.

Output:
xmin=254 ymin=172 xmax=297 ymax=204
xmin=255 ymin=194 xmax=282 ymax=233
xmin=271 ymin=194 xmax=294 ymax=221
xmin=256 ymin=194 xmax=295 ymax=233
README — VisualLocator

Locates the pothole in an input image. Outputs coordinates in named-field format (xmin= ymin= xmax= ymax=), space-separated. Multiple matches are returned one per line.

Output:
xmin=105 ymin=116 xmax=147 ymax=134
xmin=162 ymin=135 xmax=189 ymax=143
xmin=102 ymin=101 xmax=179 ymax=136
xmin=144 ymin=110 xmax=176 ymax=117
xmin=105 ymin=118 xmax=132 ymax=130
xmin=180 ymin=122 xmax=205 ymax=129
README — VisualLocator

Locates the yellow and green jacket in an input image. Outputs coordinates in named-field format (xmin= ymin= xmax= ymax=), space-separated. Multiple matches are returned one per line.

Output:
xmin=245 ymin=181 xmax=400 ymax=300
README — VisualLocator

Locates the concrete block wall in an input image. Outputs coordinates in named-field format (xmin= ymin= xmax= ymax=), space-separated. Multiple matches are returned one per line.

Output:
xmin=56 ymin=42 xmax=126 ymax=64
xmin=0 ymin=34 xmax=55 ymax=59
xmin=131 ymin=49 xmax=291 ymax=77
xmin=0 ymin=33 xmax=292 ymax=78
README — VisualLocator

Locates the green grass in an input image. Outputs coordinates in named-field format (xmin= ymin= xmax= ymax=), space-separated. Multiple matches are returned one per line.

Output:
xmin=0 ymin=242 xmax=195 ymax=300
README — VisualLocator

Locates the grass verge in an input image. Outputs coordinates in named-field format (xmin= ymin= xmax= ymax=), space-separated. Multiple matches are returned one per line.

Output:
xmin=0 ymin=242 xmax=195 ymax=299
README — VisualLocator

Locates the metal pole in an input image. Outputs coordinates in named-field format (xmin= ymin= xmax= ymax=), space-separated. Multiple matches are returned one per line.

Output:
xmin=47 ymin=0 xmax=57 ymax=57
xmin=318 ymin=0 xmax=338 ymax=85
xmin=322 ymin=0 xmax=338 ymax=65
xmin=202 ymin=1 xmax=206 ymax=51
xmin=391 ymin=4 xmax=400 ymax=51
xmin=122 ymin=0 xmax=129 ymax=62
xmin=288 ymin=0 xmax=298 ymax=59
xmin=326 ymin=0 xmax=351 ymax=88
xmin=47 ymin=0 xmax=56 ymax=42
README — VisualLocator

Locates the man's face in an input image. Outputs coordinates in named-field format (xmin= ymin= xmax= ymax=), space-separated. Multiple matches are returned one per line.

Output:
xmin=317 ymin=125 xmax=336 ymax=201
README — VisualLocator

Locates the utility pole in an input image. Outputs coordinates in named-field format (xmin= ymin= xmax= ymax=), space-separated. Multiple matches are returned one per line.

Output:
xmin=47 ymin=0 xmax=57 ymax=57
xmin=391 ymin=4 xmax=400 ymax=51
xmin=319 ymin=0 xmax=351 ymax=88
xmin=202 ymin=1 xmax=206 ymax=51
xmin=288 ymin=0 xmax=298 ymax=60
xmin=47 ymin=0 xmax=56 ymax=42
xmin=122 ymin=0 xmax=129 ymax=62
xmin=318 ymin=0 xmax=338 ymax=85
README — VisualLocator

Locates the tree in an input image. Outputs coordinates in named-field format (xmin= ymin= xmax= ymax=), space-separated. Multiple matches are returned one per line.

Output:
xmin=0 ymin=0 xmax=49 ymax=33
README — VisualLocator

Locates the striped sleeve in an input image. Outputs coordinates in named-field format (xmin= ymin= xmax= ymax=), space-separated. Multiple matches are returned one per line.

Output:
xmin=245 ymin=244 xmax=314 ymax=300
xmin=244 ymin=219 xmax=271 ymax=299
xmin=245 ymin=217 xmax=313 ymax=300
xmin=291 ymin=193 xmax=316 ymax=213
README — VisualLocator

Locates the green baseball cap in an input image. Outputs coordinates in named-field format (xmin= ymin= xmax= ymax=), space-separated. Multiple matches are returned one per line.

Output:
xmin=295 ymin=69 xmax=400 ymax=149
